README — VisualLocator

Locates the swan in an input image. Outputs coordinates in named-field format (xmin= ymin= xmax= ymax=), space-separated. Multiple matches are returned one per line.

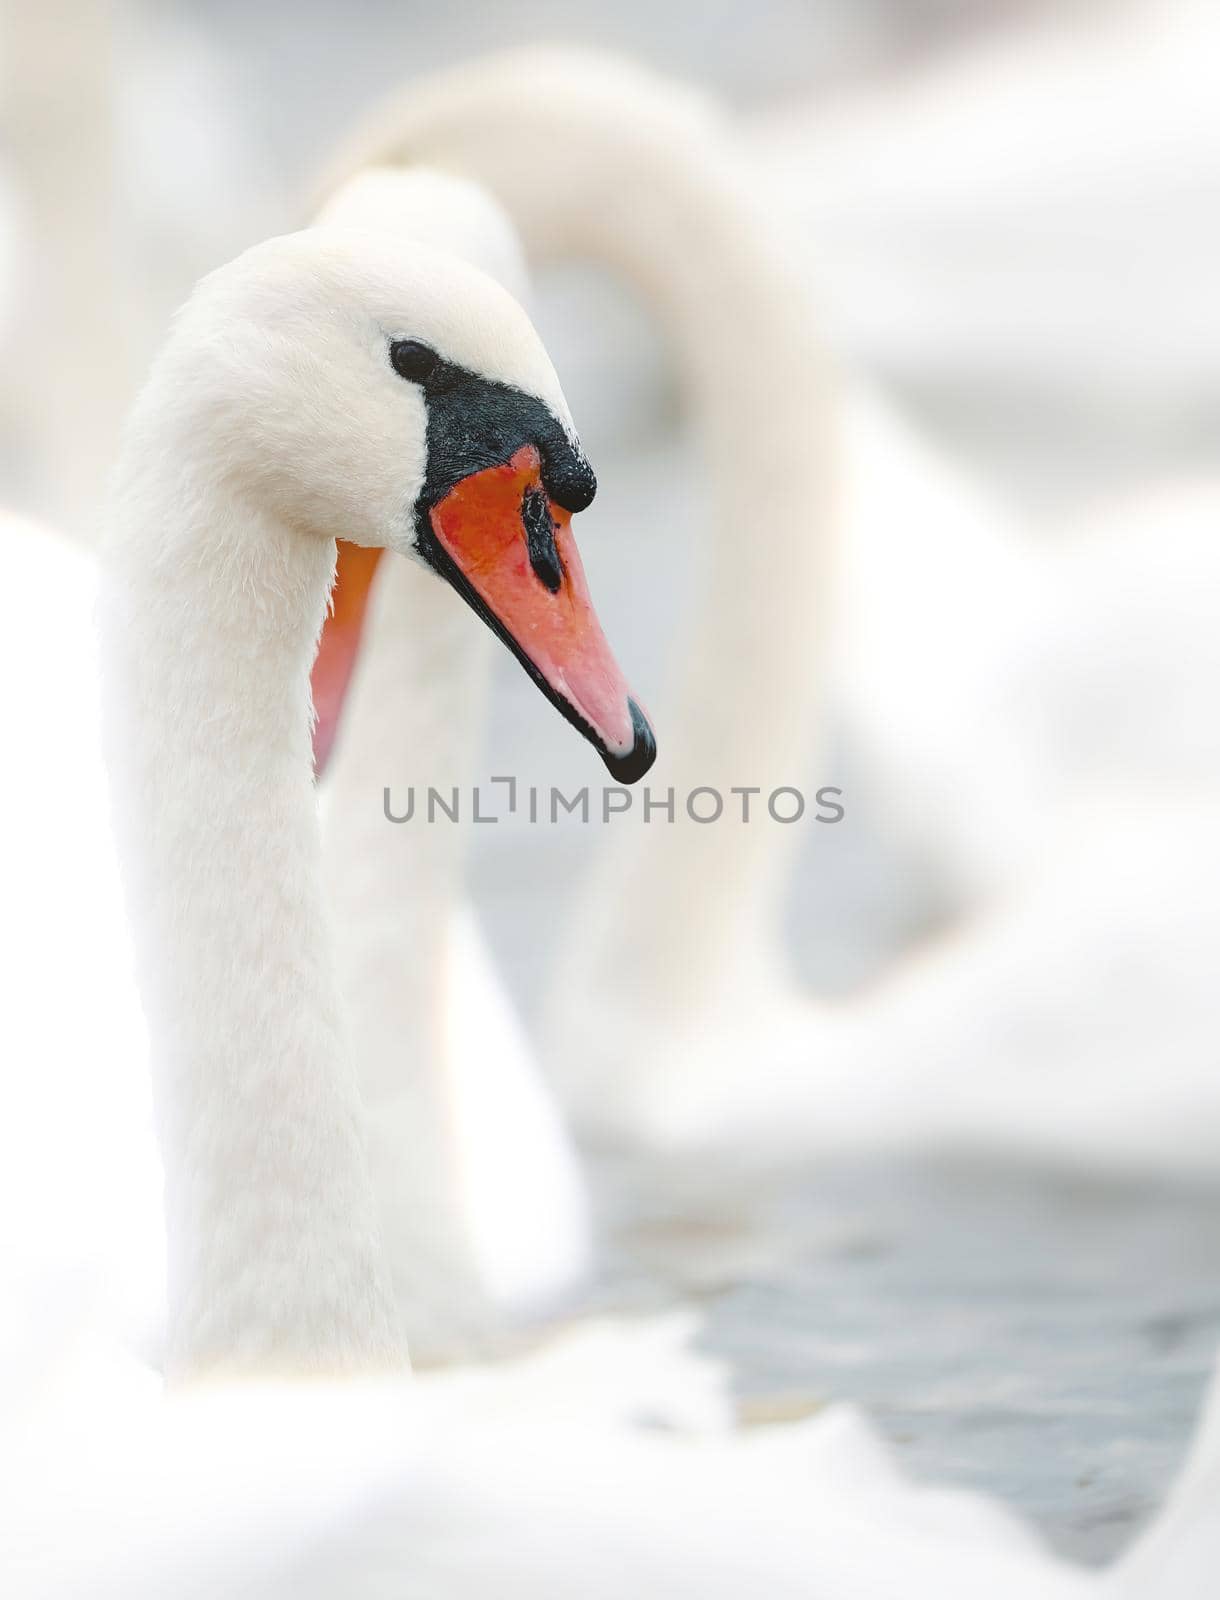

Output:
xmin=95 ymin=211 xmax=652 ymax=1374
xmin=741 ymin=0 xmax=1220 ymax=419
xmin=315 ymin=44 xmax=834 ymax=1120
xmin=1 ymin=168 xmax=621 ymax=1370
xmin=738 ymin=0 xmax=1220 ymax=903
xmin=0 ymin=0 xmax=126 ymax=535
xmin=310 ymin=170 xmax=595 ymax=1359
xmin=0 ymin=0 xmax=276 ymax=540
xmin=0 ymin=180 xmax=593 ymax=1376
xmin=318 ymin=48 xmax=1220 ymax=1167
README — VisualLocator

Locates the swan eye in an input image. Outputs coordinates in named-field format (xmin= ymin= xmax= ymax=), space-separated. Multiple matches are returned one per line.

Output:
xmin=390 ymin=340 xmax=439 ymax=385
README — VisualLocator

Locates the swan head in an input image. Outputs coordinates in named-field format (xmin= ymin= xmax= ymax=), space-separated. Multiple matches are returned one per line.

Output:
xmin=158 ymin=227 xmax=656 ymax=782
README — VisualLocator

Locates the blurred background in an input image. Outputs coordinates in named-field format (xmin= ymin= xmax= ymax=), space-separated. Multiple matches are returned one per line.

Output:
xmin=3 ymin=0 xmax=1219 ymax=1570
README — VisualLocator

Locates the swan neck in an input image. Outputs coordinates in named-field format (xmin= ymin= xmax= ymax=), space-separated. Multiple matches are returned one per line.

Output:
xmin=101 ymin=470 xmax=399 ymax=1376
xmin=330 ymin=63 xmax=835 ymax=1005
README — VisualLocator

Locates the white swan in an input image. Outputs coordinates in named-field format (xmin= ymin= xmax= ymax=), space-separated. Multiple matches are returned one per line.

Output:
xmin=739 ymin=0 xmax=1220 ymax=903
xmin=316 ymin=47 xmax=1040 ymax=923
xmin=311 ymin=171 xmax=593 ymax=1359
xmin=97 ymin=208 xmax=653 ymax=1373
xmin=0 ymin=0 xmax=126 ymax=535
xmin=1 ymin=169 xmax=617 ymax=1371
xmin=316 ymin=44 xmax=834 ymax=1117
xmin=0 ymin=172 xmax=632 ymax=1370
xmin=0 ymin=0 xmax=277 ymax=540
xmin=319 ymin=48 xmax=1220 ymax=1168
xmin=742 ymin=0 xmax=1220 ymax=418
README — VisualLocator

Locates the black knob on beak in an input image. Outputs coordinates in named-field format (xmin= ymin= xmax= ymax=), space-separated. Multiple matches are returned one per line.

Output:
xmin=601 ymin=698 xmax=657 ymax=784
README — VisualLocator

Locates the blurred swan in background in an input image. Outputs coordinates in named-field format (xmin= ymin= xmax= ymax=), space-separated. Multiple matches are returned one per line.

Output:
xmin=317 ymin=43 xmax=835 ymax=1139
xmin=312 ymin=171 xmax=592 ymax=1357
xmin=0 ymin=0 xmax=276 ymax=538
xmin=0 ymin=515 xmax=163 ymax=1396
xmin=742 ymin=0 xmax=1220 ymax=901
xmin=324 ymin=47 xmax=1220 ymax=1168
xmin=744 ymin=0 xmax=1220 ymax=437
xmin=0 ymin=0 xmax=127 ymax=536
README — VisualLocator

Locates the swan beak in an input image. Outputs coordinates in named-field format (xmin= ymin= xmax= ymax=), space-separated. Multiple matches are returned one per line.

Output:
xmin=423 ymin=446 xmax=656 ymax=783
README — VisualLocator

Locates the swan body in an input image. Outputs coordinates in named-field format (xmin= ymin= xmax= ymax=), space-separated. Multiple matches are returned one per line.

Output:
xmin=742 ymin=0 xmax=1220 ymax=410
xmin=550 ymin=406 xmax=1220 ymax=1166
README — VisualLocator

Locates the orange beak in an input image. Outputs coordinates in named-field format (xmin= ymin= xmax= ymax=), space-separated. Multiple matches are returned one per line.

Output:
xmin=311 ymin=541 xmax=383 ymax=776
xmin=312 ymin=446 xmax=655 ymax=782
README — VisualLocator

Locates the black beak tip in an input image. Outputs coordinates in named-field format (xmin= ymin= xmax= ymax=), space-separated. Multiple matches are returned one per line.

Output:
xmin=601 ymin=699 xmax=657 ymax=785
